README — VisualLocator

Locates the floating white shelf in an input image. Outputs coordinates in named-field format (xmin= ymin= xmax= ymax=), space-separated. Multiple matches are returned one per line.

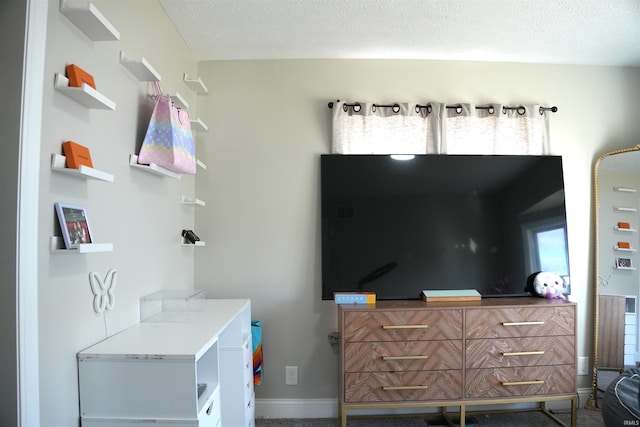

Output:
xmin=615 ymin=206 xmax=638 ymax=212
xmin=54 ymin=74 xmax=116 ymax=110
xmin=615 ymin=186 xmax=638 ymax=193
xmin=49 ymin=236 xmax=113 ymax=253
xmin=615 ymin=226 xmax=638 ymax=232
xmin=615 ymin=246 xmax=637 ymax=252
xmin=181 ymin=195 xmax=206 ymax=206
xmin=183 ymin=73 xmax=208 ymax=94
xmin=59 ymin=1 xmax=120 ymax=41
xmin=129 ymin=154 xmax=181 ymax=179
xmin=181 ymin=237 xmax=206 ymax=247
xmin=615 ymin=266 xmax=637 ymax=271
xmin=191 ymin=118 xmax=209 ymax=133
xmin=196 ymin=159 xmax=207 ymax=170
xmin=171 ymin=92 xmax=189 ymax=109
xmin=119 ymin=51 xmax=161 ymax=81
xmin=51 ymin=153 xmax=114 ymax=182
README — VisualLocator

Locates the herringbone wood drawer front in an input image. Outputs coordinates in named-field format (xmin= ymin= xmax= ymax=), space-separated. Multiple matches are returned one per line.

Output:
xmin=466 ymin=336 xmax=575 ymax=369
xmin=338 ymin=299 xmax=577 ymax=427
xmin=342 ymin=309 xmax=463 ymax=342
xmin=344 ymin=340 xmax=463 ymax=372
xmin=465 ymin=365 xmax=576 ymax=398
xmin=344 ymin=370 xmax=463 ymax=402
xmin=465 ymin=306 xmax=575 ymax=339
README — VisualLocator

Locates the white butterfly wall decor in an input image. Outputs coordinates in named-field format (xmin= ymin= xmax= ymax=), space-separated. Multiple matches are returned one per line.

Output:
xmin=89 ymin=268 xmax=117 ymax=313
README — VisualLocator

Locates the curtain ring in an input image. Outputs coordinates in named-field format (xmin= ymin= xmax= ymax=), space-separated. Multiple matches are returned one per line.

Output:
xmin=487 ymin=105 xmax=495 ymax=115
xmin=517 ymin=106 xmax=526 ymax=115
xmin=392 ymin=104 xmax=400 ymax=113
xmin=372 ymin=104 xmax=377 ymax=112
xmin=456 ymin=106 xmax=463 ymax=115
xmin=414 ymin=104 xmax=432 ymax=114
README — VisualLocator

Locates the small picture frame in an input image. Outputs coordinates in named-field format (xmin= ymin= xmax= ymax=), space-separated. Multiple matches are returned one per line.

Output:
xmin=54 ymin=202 xmax=93 ymax=249
xmin=616 ymin=257 xmax=633 ymax=269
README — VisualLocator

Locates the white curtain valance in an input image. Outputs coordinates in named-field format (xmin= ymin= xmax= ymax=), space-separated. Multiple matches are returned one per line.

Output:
xmin=331 ymin=101 xmax=553 ymax=155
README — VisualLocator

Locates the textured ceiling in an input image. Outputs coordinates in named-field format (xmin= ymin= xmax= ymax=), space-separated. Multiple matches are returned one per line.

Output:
xmin=158 ymin=0 xmax=640 ymax=66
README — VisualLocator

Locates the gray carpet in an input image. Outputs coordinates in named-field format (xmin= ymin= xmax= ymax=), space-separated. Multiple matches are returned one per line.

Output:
xmin=255 ymin=408 xmax=604 ymax=426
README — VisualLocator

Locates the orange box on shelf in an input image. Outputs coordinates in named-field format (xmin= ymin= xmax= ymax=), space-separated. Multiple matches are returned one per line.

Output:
xmin=618 ymin=222 xmax=631 ymax=229
xmin=62 ymin=141 xmax=93 ymax=169
xmin=65 ymin=64 xmax=96 ymax=89
xmin=618 ymin=241 xmax=631 ymax=249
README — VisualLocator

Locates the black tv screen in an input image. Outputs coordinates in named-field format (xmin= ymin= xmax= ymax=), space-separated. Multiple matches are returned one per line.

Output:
xmin=321 ymin=154 xmax=570 ymax=300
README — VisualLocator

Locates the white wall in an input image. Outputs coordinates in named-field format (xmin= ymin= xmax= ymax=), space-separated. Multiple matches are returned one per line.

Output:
xmin=37 ymin=1 xmax=197 ymax=425
xmin=194 ymin=60 xmax=640 ymax=411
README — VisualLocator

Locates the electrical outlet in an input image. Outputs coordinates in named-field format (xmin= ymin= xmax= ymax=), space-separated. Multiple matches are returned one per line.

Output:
xmin=577 ymin=357 xmax=589 ymax=376
xmin=285 ymin=365 xmax=298 ymax=385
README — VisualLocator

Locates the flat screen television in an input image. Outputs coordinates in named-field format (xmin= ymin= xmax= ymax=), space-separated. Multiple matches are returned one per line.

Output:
xmin=320 ymin=154 xmax=570 ymax=300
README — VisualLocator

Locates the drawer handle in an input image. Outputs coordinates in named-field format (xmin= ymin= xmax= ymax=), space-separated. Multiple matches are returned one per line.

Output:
xmin=382 ymin=324 xmax=429 ymax=330
xmin=502 ymin=380 xmax=545 ymax=386
xmin=502 ymin=321 xmax=544 ymax=326
xmin=382 ymin=355 xmax=430 ymax=361
xmin=383 ymin=385 xmax=429 ymax=391
xmin=503 ymin=351 xmax=545 ymax=356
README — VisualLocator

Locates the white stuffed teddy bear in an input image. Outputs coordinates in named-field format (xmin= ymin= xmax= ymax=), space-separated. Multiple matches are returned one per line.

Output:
xmin=525 ymin=271 xmax=567 ymax=300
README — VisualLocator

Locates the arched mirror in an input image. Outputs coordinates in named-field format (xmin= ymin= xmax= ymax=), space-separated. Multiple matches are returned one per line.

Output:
xmin=589 ymin=144 xmax=640 ymax=409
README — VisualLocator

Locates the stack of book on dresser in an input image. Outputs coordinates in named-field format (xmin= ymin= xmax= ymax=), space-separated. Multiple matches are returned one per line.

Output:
xmin=333 ymin=292 xmax=376 ymax=304
xmin=421 ymin=289 xmax=481 ymax=303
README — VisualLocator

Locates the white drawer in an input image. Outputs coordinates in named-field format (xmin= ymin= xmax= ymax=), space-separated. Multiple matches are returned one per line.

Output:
xmin=245 ymin=393 xmax=255 ymax=427
xmin=199 ymin=386 xmax=221 ymax=427
xmin=82 ymin=417 xmax=202 ymax=426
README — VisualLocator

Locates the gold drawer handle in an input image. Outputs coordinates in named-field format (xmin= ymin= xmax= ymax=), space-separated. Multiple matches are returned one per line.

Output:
xmin=382 ymin=324 xmax=429 ymax=330
xmin=383 ymin=385 xmax=429 ymax=391
xmin=382 ymin=355 xmax=429 ymax=361
xmin=502 ymin=321 xmax=544 ymax=326
xmin=502 ymin=380 xmax=545 ymax=386
xmin=503 ymin=351 xmax=545 ymax=356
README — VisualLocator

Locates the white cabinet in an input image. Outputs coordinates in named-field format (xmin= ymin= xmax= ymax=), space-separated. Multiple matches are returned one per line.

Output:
xmin=78 ymin=299 xmax=253 ymax=427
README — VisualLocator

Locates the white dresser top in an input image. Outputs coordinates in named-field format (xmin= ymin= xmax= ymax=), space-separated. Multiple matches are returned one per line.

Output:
xmin=78 ymin=299 xmax=250 ymax=360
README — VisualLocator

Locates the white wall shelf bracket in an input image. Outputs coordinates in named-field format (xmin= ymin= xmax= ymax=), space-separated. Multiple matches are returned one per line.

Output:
xmin=181 ymin=238 xmax=206 ymax=247
xmin=49 ymin=236 xmax=113 ymax=253
xmin=129 ymin=154 xmax=181 ymax=179
xmin=191 ymin=118 xmax=209 ymax=133
xmin=615 ymin=206 xmax=638 ymax=212
xmin=119 ymin=51 xmax=161 ymax=81
xmin=54 ymin=73 xmax=116 ymax=110
xmin=171 ymin=92 xmax=189 ymax=109
xmin=615 ymin=226 xmax=638 ymax=232
xmin=181 ymin=195 xmax=206 ymax=206
xmin=183 ymin=73 xmax=208 ymax=94
xmin=59 ymin=1 xmax=120 ymax=41
xmin=614 ymin=246 xmax=637 ymax=252
xmin=196 ymin=159 xmax=207 ymax=170
xmin=51 ymin=153 xmax=114 ymax=182
xmin=614 ymin=187 xmax=638 ymax=193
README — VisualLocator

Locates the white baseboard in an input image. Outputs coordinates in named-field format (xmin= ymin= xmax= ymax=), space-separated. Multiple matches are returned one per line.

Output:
xmin=255 ymin=398 xmax=338 ymax=419
xmin=255 ymin=389 xmax=594 ymax=420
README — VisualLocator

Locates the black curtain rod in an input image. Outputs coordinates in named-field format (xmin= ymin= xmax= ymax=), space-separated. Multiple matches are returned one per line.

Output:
xmin=327 ymin=101 xmax=558 ymax=114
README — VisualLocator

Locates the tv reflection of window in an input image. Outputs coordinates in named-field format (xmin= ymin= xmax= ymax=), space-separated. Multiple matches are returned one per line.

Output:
xmin=522 ymin=216 xmax=570 ymax=285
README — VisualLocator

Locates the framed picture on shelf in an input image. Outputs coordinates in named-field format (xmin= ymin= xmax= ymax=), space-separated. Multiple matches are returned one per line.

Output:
xmin=616 ymin=257 xmax=633 ymax=269
xmin=54 ymin=202 xmax=93 ymax=249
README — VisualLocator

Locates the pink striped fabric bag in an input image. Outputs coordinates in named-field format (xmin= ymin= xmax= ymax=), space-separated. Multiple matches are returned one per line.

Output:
xmin=138 ymin=81 xmax=196 ymax=174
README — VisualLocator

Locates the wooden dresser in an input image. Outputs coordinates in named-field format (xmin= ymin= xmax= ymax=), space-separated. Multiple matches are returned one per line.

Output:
xmin=338 ymin=297 xmax=577 ymax=427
